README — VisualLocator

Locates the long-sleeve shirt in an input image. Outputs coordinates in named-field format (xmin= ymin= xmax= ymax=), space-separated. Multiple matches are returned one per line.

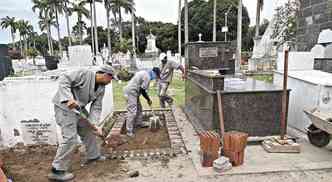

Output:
xmin=52 ymin=69 xmax=105 ymax=123
xmin=123 ymin=70 xmax=151 ymax=97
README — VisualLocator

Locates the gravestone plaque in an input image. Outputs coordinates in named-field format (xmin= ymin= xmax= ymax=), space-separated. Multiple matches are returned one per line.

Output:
xmin=199 ymin=47 xmax=218 ymax=58
xmin=20 ymin=119 xmax=57 ymax=145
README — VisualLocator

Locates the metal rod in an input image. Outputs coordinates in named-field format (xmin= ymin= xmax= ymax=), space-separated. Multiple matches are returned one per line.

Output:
xmin=217 ymin=90 xmax=225 ymax=140
xmin=281 ymin=49 xmax=289 ymax=140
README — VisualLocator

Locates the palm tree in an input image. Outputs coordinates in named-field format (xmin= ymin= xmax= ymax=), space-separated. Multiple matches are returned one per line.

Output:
xmin=255 ymin=0 xmax=264 ymax=37
xmin=72 ymin=0 xmax=89 ymax=45
xmin=84 ymin=0 xmax=102 ymax=60
xmin=49 ymin=0 xmax=66 ymax=56
xmin=39 ymin=13 xmax=56 ymax=55
xmin=32 ymin=0 xmax=54 ymax=55
xmin=104 ymin=0 xmax=112 ymax=60
xmin=17 ymin=20 xmax=31 ymax=60
xmin=0 ymin=16 xmax=17 ymax=49
xmin=63 ymin=0 xmax=72 ymax=47
xmin=72 ymin=20 xmax=87 ymax=44
xmin=109 ymin=0 xmax=135 ymax=42
xmin=178 ymin=0 xmax=181 ymax=57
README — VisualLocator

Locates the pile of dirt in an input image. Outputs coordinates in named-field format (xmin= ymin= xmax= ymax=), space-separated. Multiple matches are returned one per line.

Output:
xmin=0 ymin=144 xmax=125 ymax=182
xmin=116 ymin=127 xmax=171 ymax=151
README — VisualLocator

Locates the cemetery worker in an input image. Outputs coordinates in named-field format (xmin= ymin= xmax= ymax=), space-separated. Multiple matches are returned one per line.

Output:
xmin=124 ymin=67 xmax=161 ymax=137
xmin=49 ymin=64 xmax=116 ymax=181
xmin=158 ymin=53 xmax=185 ymax=108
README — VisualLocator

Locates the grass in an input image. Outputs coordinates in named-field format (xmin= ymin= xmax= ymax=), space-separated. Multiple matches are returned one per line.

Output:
xmin=113 ymin=72 xmax=185 ymax=110
xmin=251 ymin=74 xmax=273 ymax=83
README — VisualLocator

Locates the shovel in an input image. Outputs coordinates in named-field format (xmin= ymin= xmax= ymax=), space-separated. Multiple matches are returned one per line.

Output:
xmin=72 ymin=107 xmax=108 ymax=145
xmin=149 ymin=106 xmax=160 ymax=132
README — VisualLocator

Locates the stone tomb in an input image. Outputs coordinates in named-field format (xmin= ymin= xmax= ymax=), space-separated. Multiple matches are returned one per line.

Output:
xmin=184 ymin=41 xmax=290 ymax=137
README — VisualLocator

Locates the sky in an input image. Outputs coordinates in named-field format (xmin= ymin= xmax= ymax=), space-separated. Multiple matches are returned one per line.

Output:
xmin=0 ymin=0 xmax=288 ymax=44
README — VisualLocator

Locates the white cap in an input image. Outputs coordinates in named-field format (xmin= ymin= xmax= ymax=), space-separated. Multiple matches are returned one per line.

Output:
xmin=159 ymin=53 xmax=167 ymax=61
xmin=98 ymin=64 xmax=119 ymax=80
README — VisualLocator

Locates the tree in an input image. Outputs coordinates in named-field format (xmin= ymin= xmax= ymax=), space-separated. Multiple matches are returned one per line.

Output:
xmin=63 ymin=0 xmax=72 ymax=47
xmin=72 ymin=21 xmax=87 ymax=44
xmin=0 ymin=16 xmax=17 ymax=49
xmin=72 ymin=0 xmax=89 ymax=45
xmin=104 ymin=0 xmax=113 ymax=60
xmin=181 ymin=0 xmax=250 ymax=43
xmin=255 ymin=0 xmax=264 ymax=37
xmin=49 ymin=0 xmax=68 ymax=55
xmin=109 ymin=0 xmax=135 ymax=42
xmin=17 ymin=20 xmax=32 ymax=60
xmin=271 ymin=0 xmax=299 ymax=47
xmin=38 ymin=13 xmax=56 ymax=55
xmin=32 ymin=0 xmax=54 ymax=55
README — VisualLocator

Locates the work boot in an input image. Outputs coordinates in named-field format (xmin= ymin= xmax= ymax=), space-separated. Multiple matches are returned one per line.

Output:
xmin=85 ymin=155 xmax=107 ymax=164
xmin=48 ymin=167 xmax=74 ymax=181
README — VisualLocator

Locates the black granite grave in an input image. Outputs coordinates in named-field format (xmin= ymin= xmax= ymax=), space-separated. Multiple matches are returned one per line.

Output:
xmin=184 ymin=41 xmax=290 ymax=137
xmin=314 ymin=58 xmax=332 ymax=73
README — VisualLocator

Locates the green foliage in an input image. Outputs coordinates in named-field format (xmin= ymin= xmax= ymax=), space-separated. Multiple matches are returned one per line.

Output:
xmin=113 ymin=38 xmax=133 ymax=53
xmin=244 ymin=19 xmax=269 ymax=51
xmin=271 ymin=0 xmax=299 ymax=46
xmin=181 ymin=0 xmax=250 ymax=43
xmin=117 ymin=67 xmax=134 ymax=81
xmin=26 ymin=48 xmax=39 ymax=58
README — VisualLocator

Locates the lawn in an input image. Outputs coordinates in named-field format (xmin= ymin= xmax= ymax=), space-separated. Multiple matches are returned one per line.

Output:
xmin=251 ymin=74 xmax=273 ymax=83
xmin=112 ymin=72 xmax=185 ymax=110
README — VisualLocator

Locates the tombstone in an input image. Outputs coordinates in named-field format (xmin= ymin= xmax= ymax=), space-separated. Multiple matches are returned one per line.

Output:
xmin=324 ymin=44 xmax=332 ymax=58
xmin=318 ymin=29 xmax=332 ymax=44
xmin=145 ymin=32 xmax=159 ymax=56
xmin=184 ymin=41 xmax=289 ymax=137
xmin=311 ymin=44 xmax=325 ymax=58
xmin=68 ymin=45 xmax=93 ymax=66
xmin=166 ymin=51 xmax=172 ymax=59
xmin=0 ymin=72 xmax=114 ymax=147
xmin=20 ymin=119 xmax=58 ymax=145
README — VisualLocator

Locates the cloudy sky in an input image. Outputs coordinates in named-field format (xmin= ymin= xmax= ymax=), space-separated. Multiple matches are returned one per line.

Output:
xmin=0 ymin=0 xmax=287 ymax=44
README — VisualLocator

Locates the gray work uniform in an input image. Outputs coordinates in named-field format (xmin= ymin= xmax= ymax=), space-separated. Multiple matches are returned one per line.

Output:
xmin=158 ymin=60 xmax=180 ymax=108
xmin=52 ymin=69 xmax=105 ymax=171
xmin=123 ymin=71 xmax=151 ymax=133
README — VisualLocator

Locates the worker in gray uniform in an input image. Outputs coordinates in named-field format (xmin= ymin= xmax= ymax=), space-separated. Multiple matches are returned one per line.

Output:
xmin=158 ymin=53 xmax=185 ymax=108
xmin=124 ymin=67 xmax=161 ymax=137
xmin=48 ymin=64 xmax=116 ymax=181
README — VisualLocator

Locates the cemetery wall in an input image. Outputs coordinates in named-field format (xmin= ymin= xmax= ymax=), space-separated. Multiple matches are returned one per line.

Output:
xmin=297 ymin=0 xmax=332 ymax=50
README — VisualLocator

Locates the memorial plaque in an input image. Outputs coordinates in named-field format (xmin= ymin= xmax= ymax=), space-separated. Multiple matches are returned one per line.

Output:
xmin=199 ymin=47 xmax=218 ymax=58
xmin=21 ymin=119 xmax=57 ymax=145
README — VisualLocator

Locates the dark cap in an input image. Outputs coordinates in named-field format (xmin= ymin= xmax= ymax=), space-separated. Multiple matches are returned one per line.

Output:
xmin=152 ymin=67 xmax=161 ymax=78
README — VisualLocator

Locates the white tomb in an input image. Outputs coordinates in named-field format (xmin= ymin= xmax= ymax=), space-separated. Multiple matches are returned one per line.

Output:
xmin=0 ymin=67 xmax=114 ymax=148
xmin=311 ymin=44 xmax=325 ymax=58
xmin=68 ymin=45 xmax=93 ymax=67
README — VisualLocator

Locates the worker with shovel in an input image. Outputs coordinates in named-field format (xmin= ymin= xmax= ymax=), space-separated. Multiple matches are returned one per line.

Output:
xmin=48 ymin=64 xmax=116 ymax=181
xmin=158 ymin=53 xmax=185 ymax=108
xmin=124 ymin=67 xmax=161 ymax=137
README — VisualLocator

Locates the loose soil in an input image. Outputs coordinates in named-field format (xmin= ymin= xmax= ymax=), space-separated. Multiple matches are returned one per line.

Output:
xmin=0 ymin=144 xmax=125 ymax=182
xmin=116 ymin=127 xmax=171 ymax=151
